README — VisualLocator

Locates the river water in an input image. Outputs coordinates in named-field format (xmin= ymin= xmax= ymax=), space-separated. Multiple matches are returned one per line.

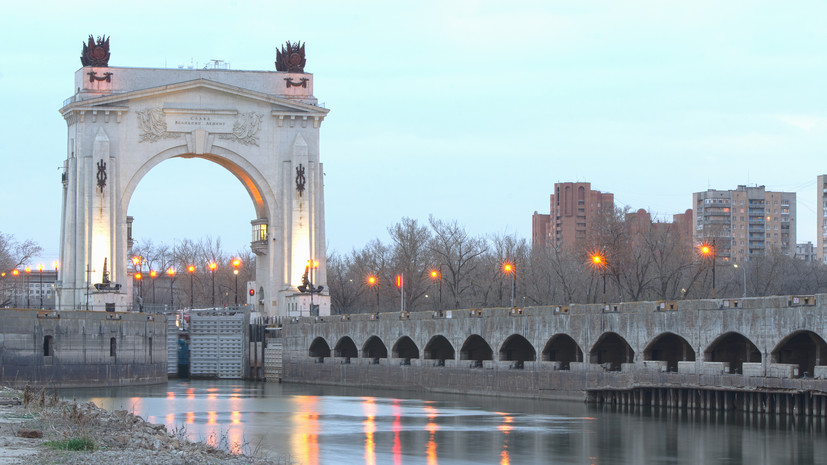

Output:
xmin=61 ymin=380 xmax=823 ymax=465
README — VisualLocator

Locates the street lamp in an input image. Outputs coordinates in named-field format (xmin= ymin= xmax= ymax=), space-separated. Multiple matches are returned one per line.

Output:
xmin=134 ymin=272 xmax=143 ymax=311
xmin=733 ymin=264 xmax=746 ymax=298
xmin=38 ymin=264 xmax=44 ymax=309
xmin=167 ymin=267 xmax=176 ymax=309
xmin=367 ymin=275 xmax=378 ymax=313
xmin=150 ymin=270 xmax=158 ymax=304
xmin=232 ymin=258 xmax=241 ymax=306
xmin=429 ymin=268 xmax=442 ymax=311
xmin=502 ymin=262 xmax=515 ymax=308
xmin=699 ymin=240 xmax=716 ymax=297
xmin=209 ymin=262 xmax=217 ymax=309
xmin=589 ymin=252 xmax=607 ymax=304
xmin=24 ymin=266 xmax=31 ymax=308
xmin=187 ymin=265 xmax=195 ymax=309
xmin=11 ymin=269 xmax=19 ymax=308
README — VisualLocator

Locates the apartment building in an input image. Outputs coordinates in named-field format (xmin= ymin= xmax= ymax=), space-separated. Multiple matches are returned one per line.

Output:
xmin=693 ymin=185 xmax=796 ymax=263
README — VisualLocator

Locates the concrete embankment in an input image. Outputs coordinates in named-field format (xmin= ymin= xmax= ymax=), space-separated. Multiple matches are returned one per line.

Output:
xmin=0 ymin=386 xmax=286 ymax=465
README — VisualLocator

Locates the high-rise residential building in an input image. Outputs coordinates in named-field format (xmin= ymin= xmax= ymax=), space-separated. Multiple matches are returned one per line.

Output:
xmin=818 ymin=175 xmax=827 ymax=264
xmin=693 ymin=185 xmax=796 ymax=263
xmin=532 ymin=182 xmax=614 ymax=251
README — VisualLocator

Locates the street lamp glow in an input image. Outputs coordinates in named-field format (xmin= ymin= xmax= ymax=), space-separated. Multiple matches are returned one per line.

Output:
xmin=167 ymin=267 xmax=176 ymax=277
xmin=135 ymin=272 xmax=142 ymax=280
xmin=150 ymin=270 xmax=157 ymax=278
xmin=367 ymin=275 xmax=377 ymax=286
xmin=188 ymin=265 xmax=195 ymax=273
xmin=502 ymin=263 xmax=514 ymax=274
xmin=430 ymin=270 xmax=439 ymax=279
xmin=232 ymin=258 xmax=241 ymax=269
xmin=209 ymin=262 xmax=217 ymax=271
xmin=12 ymin=269 xmax=19 ymax=277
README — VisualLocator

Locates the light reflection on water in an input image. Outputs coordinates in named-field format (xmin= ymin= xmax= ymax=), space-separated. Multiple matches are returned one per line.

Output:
xmin=70 ymin=380 xmax=824 ymax=465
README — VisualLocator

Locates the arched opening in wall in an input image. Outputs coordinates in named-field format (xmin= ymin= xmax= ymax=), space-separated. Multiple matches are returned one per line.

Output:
xmin=704 ymin=332 xmax=761 ymax=374
xmin=391 ymin=336 xmax=419 ymax=364
xmin=643 ymin=332 xmax=696 ymax=372
xmin=127 ymin=157 xmax=259 ymax=310
xmin=542 ymin=334 xmax=583 ymax=369
xmin=333 ymin=336 xmax=358 ymax=359
xmin=43 ymin=335 xmax=53 ymax=357
xmin=460 ymin=334 xmax=493 ymax=367
xmin=771 ymin=331 xmax=827 ymax=378
xmin=309 ymin=337 xmax=331 ymax=360
xmin=590 ymin=332 xmax=634 ymax=372
xmin=424 ymin=335 xmax=455 ymax=365
xmin=362 ymin=335 xmax=388 ymax=362
xmin=499 ymin=334 xmax=536 ymax=368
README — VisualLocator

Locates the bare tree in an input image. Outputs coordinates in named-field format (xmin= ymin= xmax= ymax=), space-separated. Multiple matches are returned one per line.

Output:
xmin=427 ymin=216 xmax=487 ymax=310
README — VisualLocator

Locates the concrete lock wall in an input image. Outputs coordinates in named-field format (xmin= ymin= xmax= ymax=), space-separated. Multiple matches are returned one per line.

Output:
xmin=280 ymin=294 xmax=827 ymax=403
xmin=0 ymin=308 xmax=167 ymax=388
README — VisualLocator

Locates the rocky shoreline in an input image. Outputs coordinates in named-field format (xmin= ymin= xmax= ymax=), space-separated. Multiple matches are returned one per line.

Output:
xmin=0 ymin=386 xmax=290 ymax=465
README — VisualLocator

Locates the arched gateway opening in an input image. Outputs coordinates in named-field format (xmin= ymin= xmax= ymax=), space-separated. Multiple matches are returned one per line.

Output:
xmin=57 ymin=54 xmax=330 ymax=317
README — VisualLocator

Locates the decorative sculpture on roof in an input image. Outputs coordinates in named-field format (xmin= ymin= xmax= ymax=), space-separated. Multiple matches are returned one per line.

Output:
xmin=275 ymin=41 xmax=306 ymax=73
xmin=81 ymin=35 xmax=110 ymax=67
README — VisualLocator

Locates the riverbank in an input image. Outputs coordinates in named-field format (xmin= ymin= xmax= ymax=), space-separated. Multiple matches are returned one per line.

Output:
xmin=0 ymin=385 xmax=290 ymax=465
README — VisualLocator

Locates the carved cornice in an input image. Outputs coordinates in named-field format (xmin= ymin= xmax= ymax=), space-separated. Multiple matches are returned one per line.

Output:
xmin=61 ymin=106 xmax=128 ymax=125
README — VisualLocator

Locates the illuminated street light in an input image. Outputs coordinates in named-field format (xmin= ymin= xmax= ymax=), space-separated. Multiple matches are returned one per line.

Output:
xmin=699 ymin=240 xmax=716 ymax=297
xmin=187 ymin=265 xmax=195 ymax=309
xmin=429 ymin=268 xmax=442 ymax=311
xmin=150 ymin=270 xmax=158 ymax=304
xmin=232 ymin=258 xmax=241 ymax=306
xmin=502 ymin=262 xmax=515 ymax=307
xmin=24 ymin=266 xmax=31 ymax=308
xmin=11 ymin=269 xmax=20 ymax=308
xmin=209 ymin=262 xmax=217 ymax=309
xmin=367 ymin=275 xmax=379 ymax=313
xmin=589 ymin=252 xmax=607 ymax=304
xmin=167 ymin=267 xmax=176 ymax=308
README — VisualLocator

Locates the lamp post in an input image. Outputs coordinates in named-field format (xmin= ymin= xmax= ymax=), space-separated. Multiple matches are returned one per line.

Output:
xmin=187 ymin=265 xmax=195 ymax=309
xmin=38 ymin=264 xmax=44 ymax=309
xmin=24 ymin=266 xmax=31 ymax=308
xmin=429 ymin=268 xmax=442 ymax=311
xmin=134 ymin=272 xmax=143 ymax=311
xmin=502 ymin=262 xmax=515 ymax=307
xmin=367 ymin=275 xmax=378 ymax=313
xmin=209 ymin=262 xmax=217 ymax=309
xmin=232 ymin=258 xmax=241 ymax=306
xmin=167 ymin=267 xmax=176 ymax=309
xmin=150 ymin=270 xmax=158 ymax=304
xmin=733 ymin=264 xmax=746 ymax=298
xmin=590 ymin=253 xmax=607 ymax=304
xmin=11 ymin=269 xmax=19 ymax=308
xmin=298 ymin=259 xmax=324 ymax=316
xmin=699 ymin=240 xmax=716 ymax=297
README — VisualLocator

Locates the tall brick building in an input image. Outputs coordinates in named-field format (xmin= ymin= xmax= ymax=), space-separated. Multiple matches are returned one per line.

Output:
xmin=532 ymin=182 xmax=614 ymax=250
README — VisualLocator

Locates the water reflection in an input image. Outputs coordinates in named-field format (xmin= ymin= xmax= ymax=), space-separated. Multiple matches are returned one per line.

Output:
xmin=61 ymin=381 xmax=826 ymax=465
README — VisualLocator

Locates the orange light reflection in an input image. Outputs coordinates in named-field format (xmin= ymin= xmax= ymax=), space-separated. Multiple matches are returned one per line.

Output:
xmin=497 ymin=412 xmax=513 ymax=465
xmin=207 ymin=411 xmax=218 ymax=425
xmin=363 ymin=397 xmax=377 ymax=465
xmin=186 ymin=411 xmax=195 ymax=424
xmin=424 ymin=404 xmax=439 ymax=465
xmin=291 ymin=396 xmax=320 ymax=465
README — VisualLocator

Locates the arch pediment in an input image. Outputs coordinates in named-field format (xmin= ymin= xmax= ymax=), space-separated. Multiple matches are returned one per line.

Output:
xmin=61 ymin=78 xmax=329 ymax=119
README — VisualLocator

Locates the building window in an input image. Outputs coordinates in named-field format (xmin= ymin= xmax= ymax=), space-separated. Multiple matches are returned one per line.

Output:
xmin=43 ymin=335 xmax=53 ymax=356
xmin=110 ymin=337 xmax=117 ymax=357
xmin=148 ymin=337 xmax=153 ymax=362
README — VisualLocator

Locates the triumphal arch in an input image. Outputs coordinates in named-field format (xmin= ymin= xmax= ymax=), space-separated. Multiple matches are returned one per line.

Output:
xmin=57 ymin=37 xmax=330 ymax=317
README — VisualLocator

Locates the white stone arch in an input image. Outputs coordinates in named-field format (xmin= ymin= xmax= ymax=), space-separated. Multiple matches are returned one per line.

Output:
xmin=57 ymin=65 xmax=330 ymax=317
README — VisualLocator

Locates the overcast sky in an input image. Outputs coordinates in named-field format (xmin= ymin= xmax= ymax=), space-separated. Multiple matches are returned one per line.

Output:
xmin=1 ymin=1 xmax=825 ymax=267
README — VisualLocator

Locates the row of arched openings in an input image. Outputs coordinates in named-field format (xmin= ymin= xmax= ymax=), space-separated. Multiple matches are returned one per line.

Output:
xmin=309 ymin=330 xmax=827 ymax=376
